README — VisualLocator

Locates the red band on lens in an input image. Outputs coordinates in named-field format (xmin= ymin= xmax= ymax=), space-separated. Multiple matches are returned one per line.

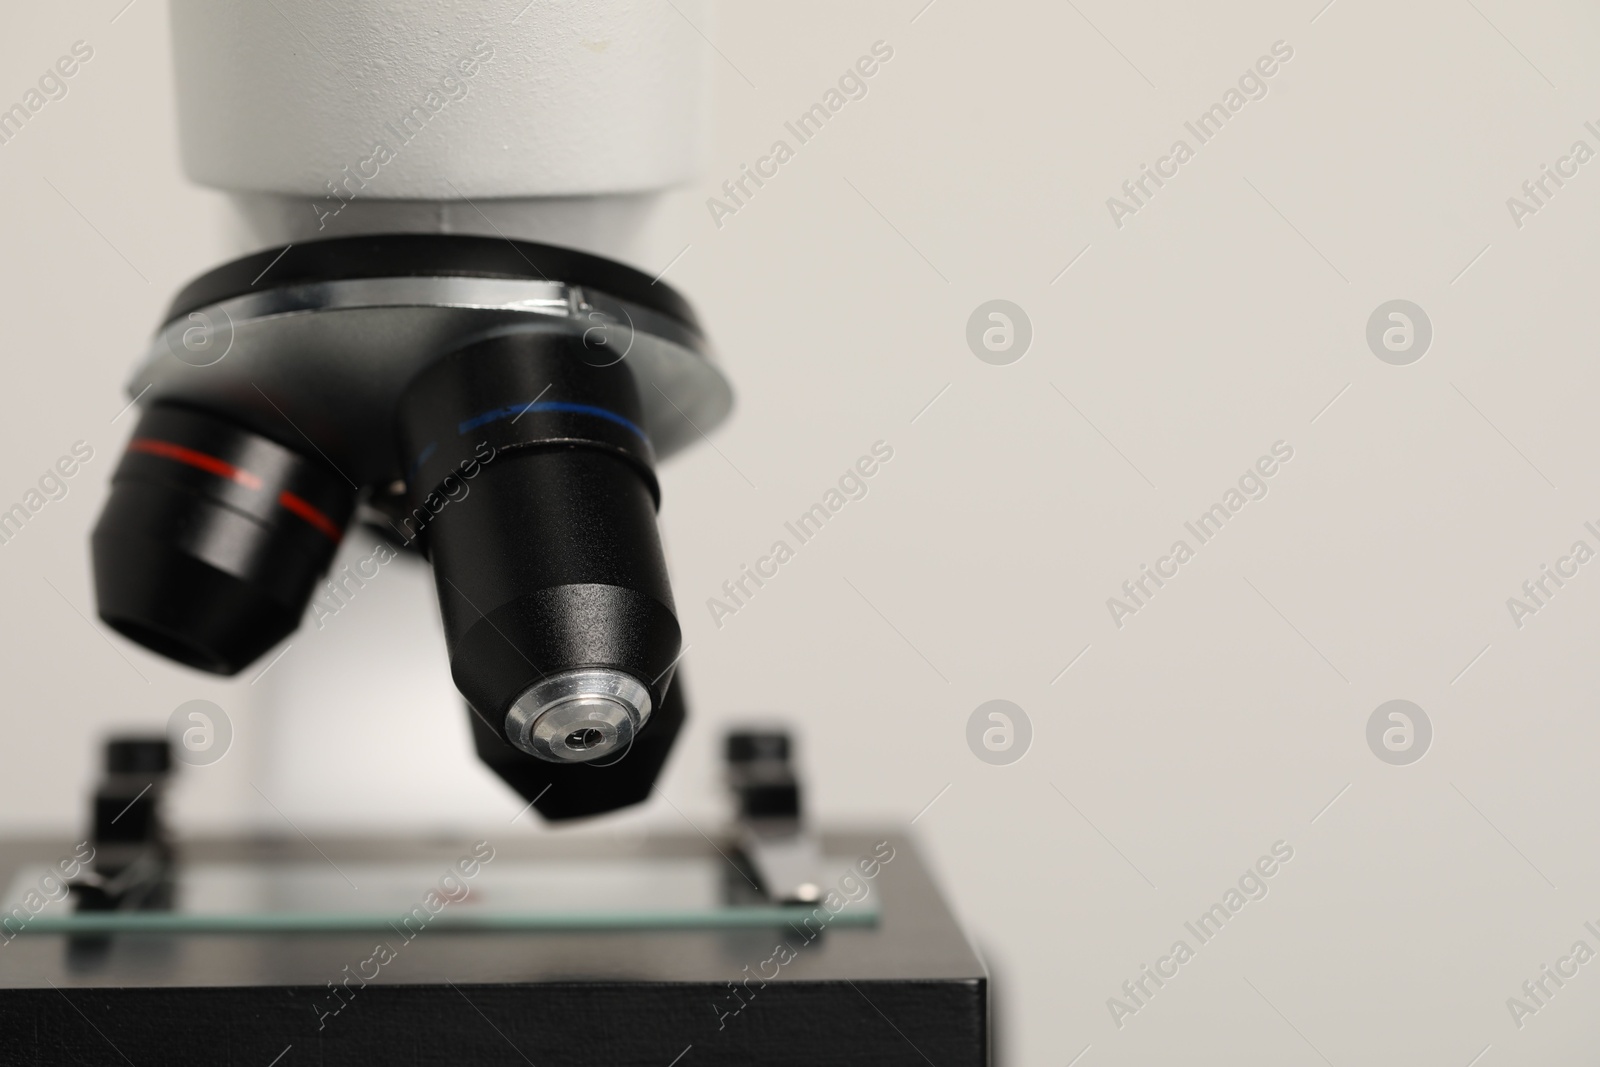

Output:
xmin=277 ymin=490 xmax=343 ymax=543
xmin=127 ymin=438 xmax=342 ymax=542
xmin=128 ymin=438 xmax=263 ymax=490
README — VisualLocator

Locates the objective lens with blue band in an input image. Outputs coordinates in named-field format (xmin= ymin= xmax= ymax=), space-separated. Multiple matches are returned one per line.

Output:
xmin=394 ymin=330 xmax=680 ymax=770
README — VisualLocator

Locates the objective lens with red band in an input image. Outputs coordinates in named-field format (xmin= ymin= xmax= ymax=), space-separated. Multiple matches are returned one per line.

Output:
xmin=92 ymin=404 xmax=355 ymax=675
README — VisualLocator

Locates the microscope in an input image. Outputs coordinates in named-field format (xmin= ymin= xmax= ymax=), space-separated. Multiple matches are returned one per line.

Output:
xmin=89 ymin=0 xmax=732 ymax=819
xmin=90 ymin=228 xmax=718 ymax=819
xmin=0 ymin=4 xmax=988 ymax=1062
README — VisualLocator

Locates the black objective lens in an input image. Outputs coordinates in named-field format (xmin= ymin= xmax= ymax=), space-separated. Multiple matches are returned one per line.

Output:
xmin=92 ymin=404 xmax=355 ymax=674
xmin=396 ymin=332 xmax=681 ymax=759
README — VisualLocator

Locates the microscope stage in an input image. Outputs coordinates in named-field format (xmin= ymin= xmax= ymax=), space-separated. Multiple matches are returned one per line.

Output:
xmin=0 ymin=832 xmax=986 ymax=1066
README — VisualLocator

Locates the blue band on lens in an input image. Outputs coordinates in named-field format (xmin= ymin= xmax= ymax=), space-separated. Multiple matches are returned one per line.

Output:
xmin=457 ymin=401 xmax=648 ymax=442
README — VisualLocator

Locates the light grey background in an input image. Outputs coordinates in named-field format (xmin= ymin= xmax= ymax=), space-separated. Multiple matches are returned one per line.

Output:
xmin=3 ymin=1 xmax=1599 ymax=1063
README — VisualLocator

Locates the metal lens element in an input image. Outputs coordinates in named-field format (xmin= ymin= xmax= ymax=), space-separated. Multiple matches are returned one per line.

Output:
xmin=505 ymin=670 xmax=652 ymax=763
